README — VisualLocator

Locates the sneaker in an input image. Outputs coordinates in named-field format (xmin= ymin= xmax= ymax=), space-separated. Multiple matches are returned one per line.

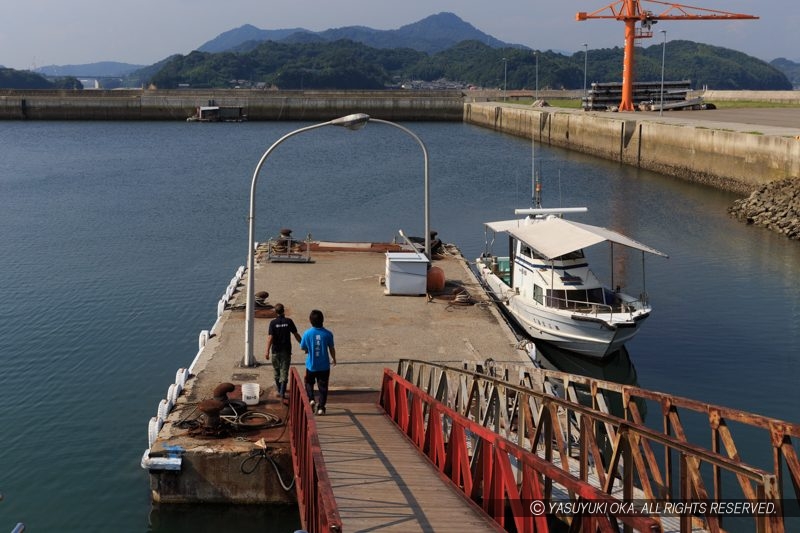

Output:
xmin=316 ymin=408 xmax=325 ymax=416
xmin=309 ymin=399 xmax=316 ymax=408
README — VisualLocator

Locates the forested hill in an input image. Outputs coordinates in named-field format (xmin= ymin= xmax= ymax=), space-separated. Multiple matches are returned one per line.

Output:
xmin=0 ymin=68 xmax=82 ymax=89
xmin=146 ymin=39 xmax=792 ymax=91
xmin=197 ymin=12 xmax=512 ymax=55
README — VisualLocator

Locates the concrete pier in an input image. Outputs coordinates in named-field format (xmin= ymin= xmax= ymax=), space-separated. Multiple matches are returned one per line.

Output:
xmin=0 ymin=89 xmax=464 ymax=121
xmin=464 ymin=102 xmax=800 ymax=194
xmin=143 ymin=240 xmax=531 ymax=504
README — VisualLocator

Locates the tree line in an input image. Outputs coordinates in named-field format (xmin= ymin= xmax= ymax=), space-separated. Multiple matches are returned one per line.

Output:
xmin=145 ymin=39 xmax=791 ymax=91
xmin=1 ymin=38 xmax=791 ymax=91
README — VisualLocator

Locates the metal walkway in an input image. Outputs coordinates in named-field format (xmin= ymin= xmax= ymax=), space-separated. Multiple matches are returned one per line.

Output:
xmin=315 ymin=398 xmax=501 ymax=532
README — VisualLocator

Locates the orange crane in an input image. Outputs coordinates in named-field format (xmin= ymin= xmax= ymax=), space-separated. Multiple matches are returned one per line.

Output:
xmin=576 ymin=1 xmax=758 ymax=111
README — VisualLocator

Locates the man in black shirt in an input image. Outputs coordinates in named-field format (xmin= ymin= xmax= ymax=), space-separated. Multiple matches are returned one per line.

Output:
xmin=265 ymin=303 xmax=301 ymax=399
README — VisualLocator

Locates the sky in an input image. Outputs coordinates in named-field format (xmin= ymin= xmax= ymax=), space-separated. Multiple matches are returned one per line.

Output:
xmin=1 ymin=0 xmax=797 ymax=71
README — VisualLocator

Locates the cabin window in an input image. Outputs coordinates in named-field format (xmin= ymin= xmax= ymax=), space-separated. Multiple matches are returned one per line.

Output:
xmin=567 ymin=289 xmax=586 ymax=308
xmin=555 ymin=250 xmax=585 ymax=261
xmin=520 ymin=245 xmax=533 ymax=258
xmin=546 ymin=289 xmax=566 ymax=308
xmin=533 ymin=284 xmax=543 ymax=304
xmin=587 ymin=288 xmax=605 ymax=304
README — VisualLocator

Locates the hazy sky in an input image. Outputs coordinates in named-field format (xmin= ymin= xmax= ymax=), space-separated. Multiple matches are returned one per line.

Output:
xmin=1 ymin=0 xmax=796 ymax=70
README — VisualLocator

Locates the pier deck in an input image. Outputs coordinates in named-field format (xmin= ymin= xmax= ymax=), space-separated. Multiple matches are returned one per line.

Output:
xmin=147 ymin=240 xmax=532 ymax=506
xmin=315 ymin=394 xmax=500 ymax=532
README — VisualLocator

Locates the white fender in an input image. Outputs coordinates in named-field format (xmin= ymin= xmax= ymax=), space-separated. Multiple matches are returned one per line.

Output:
xmin=157 ymin=398 xmax=171 ymax=421
xmin=217 ymin=298 xmax=225 ymax=317
xmin=167 ymin=383 xmax=179 ymax=404
xmin=148 ymin=416 xmax=163 ymax=448
xmin=175 ymin=367 xmax=189 ymax=388
xmin=198 ymin=330 xmax=209 ymax=350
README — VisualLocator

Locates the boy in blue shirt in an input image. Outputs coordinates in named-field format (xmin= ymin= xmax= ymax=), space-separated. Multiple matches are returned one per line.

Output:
xmin=300 ymin=309 xmax=337 ymax=415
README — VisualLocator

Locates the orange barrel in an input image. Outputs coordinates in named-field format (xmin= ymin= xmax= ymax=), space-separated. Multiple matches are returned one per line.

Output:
xmin=426 ymin=266 xmax=446 ymax=292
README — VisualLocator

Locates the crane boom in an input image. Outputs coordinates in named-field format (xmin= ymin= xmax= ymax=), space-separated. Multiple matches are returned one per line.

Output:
xmin=577 ymin=0 xmax=758 ymax=111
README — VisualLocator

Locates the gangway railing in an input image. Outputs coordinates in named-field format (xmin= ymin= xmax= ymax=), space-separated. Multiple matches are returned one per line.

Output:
xmin=397 ymin=359 xmax=795 ymax=533
xmin=288 ymin=368 xmax=342 ymax=533
xmin=380 ymin=368 xmax=662 ymax=533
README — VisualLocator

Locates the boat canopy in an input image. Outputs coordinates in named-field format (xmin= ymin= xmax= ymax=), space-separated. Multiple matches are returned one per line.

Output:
xmin=485 ymin=217 xmax=668 ymax=259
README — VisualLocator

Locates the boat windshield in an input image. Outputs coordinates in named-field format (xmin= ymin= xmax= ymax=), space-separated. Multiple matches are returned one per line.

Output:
xmin=522 ymin=244 xmax=585 ymax=261
xmin=546 ymin=288 xmax=606 ymax=309
xmin=555 ymin=250 xmax=585 ymax=261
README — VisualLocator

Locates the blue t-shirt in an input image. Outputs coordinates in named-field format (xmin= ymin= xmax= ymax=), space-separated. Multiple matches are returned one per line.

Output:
xmin=300 ymin=326 xmax=334 ymax=372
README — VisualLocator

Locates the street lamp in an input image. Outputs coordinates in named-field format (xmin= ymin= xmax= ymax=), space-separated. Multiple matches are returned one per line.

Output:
xmin=502 ymin=57 xmax=508 ymax=101
xmin=243 ymin=113 xmax=431 ymax=367
xmin=659 ymin=30 xmax=667 ymax=117
xmin=369 ymin=118 xmax=431 ymax=263
xmin=582 ymin=43 xmax=588 ymax=100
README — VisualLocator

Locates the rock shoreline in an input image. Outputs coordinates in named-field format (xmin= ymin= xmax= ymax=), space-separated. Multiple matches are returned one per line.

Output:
xmin=728 ymin=177 xmax=800 ymax=240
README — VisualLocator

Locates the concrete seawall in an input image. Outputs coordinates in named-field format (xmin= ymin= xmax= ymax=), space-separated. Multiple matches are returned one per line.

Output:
xmin=0 ymin=89 xmax=463 ymax=121
xmin=464 ymin=102 xmax=800 ymax=194
xmin=3 ymin=89 xmax=797 ymax=194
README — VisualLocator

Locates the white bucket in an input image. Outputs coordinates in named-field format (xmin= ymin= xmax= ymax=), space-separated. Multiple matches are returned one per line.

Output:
xmin=241 ymin=383 xmax=260 ymax=405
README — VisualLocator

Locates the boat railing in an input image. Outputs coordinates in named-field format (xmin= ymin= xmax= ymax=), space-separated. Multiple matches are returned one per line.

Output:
xmin=548 ymin=294 xmax=647 ymax=319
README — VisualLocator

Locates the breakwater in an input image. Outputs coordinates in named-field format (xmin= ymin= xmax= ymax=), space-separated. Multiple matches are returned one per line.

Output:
xmin=0 ymin=89 xmax=463 ymax=121
xmin=464 ymin=102 xmax=800 ymax=194
xmin=728 ymin=177 xmax=800 ymax=240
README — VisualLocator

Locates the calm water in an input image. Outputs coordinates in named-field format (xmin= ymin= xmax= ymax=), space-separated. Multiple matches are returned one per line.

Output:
xmin=1 ymin=120 xmax=798 ymax=532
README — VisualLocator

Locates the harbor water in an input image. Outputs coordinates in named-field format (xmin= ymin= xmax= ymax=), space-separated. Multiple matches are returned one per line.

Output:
xmin=1 ymin=120 xmax=798 ymax=532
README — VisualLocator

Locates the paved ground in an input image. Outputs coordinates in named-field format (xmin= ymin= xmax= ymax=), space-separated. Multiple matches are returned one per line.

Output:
xmin=187 ymin=243 xmax=528 ymax=399
xmin=147 ymin=243 xmax=533 ymax=502
xmin=633 ymin=107 xmax=800 ymax=137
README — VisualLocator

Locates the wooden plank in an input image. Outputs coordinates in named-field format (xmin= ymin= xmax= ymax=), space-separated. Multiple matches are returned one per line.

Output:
xmin=315 ymin=402 xmax=500 ymax=532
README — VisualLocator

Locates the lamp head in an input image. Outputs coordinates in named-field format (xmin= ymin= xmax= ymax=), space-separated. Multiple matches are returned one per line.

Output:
xmin=331 ymin=113 xmax=370 ymax=130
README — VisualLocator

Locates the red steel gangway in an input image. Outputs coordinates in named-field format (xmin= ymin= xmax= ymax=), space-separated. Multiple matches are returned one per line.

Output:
xmin=289 ymin=358 xmax=800 ymax=532
xmin=288 ymin=366 xmax=662 ymax=532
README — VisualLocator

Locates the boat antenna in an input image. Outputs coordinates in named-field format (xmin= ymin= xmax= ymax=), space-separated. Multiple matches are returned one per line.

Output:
xmin=532 ymin=132 xmax=542 ymax=208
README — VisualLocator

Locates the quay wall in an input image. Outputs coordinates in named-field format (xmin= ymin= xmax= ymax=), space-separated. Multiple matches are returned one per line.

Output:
xmin=0 ymin=89 xmax=463 ymax=121
xmin=464 ymin=102 xmax=800 ymax=194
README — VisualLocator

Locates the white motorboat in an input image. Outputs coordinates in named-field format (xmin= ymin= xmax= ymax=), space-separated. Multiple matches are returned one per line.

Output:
xmin=476 ymin=206 xmax=667 ymax=359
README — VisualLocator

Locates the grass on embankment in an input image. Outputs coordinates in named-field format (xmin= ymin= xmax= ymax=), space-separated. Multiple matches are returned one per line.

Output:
xmin=496 ymin=98 xmax=797 ymax=109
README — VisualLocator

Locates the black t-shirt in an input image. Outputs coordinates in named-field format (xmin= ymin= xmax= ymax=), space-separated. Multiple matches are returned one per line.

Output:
xmin=268 ymin=315 xmax=298 ymax=353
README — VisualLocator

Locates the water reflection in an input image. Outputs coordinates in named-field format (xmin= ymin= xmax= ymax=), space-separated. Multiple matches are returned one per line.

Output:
xmin=533 ymin=341 xmax=646 ymax=423
xmin=533 ymin=341 xmax=646 ymax=463
xmin=534 ymin=342 xmax=638 ymax=387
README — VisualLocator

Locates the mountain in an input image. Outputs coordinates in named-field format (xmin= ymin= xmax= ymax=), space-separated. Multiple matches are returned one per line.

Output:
xmin=147 ymin=38 xmax=791 ymax=91
xmin=0 ymin=68 xmax=82 ymax=89
xmin=197 ymin=24 xmax=309 ymax=53
xmin=196 ymin=12 xmax=518 ymax=55
xmin=770 ymin=58 xmax=800 ymax=89
xmin=35 ymin=61 xmax=145 ymax=77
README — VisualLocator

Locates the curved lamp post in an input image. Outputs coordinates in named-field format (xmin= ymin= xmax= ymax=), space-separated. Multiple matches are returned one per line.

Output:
xmin=502 ymin=57 xmax=508 ymax=101
xmin=368 ymin=118 xmax=430 ymax=261
xmin=582 ymin=43 xmax=589 ymax=100
xmin=659 ymin=30 xmax=667 ymax=117
xmin=243 ymin=113 xmax=430 ymax=367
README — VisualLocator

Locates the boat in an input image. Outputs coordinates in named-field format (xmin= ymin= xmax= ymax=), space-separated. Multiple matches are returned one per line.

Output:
xmin=476 ymin=136 xmax=667 ymax=358
xmin=476 ymin=207 xmax=667 ymax=358
xmin=186 ymin=105 xmax=247 ymax=122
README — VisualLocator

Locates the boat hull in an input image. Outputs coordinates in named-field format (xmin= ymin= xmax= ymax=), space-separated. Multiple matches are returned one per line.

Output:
xmin=476 ymin=261 xmax=646 ymax=359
